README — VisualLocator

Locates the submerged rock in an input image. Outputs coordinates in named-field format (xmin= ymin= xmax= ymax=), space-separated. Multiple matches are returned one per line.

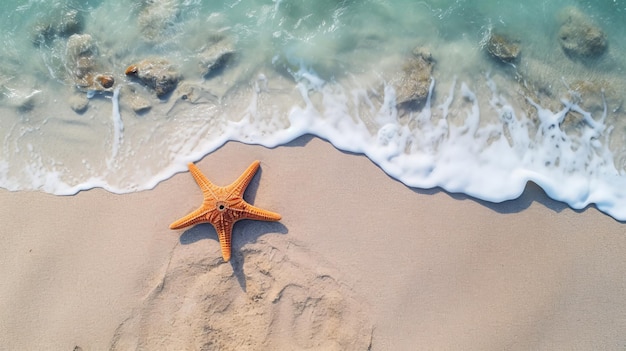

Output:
xmin=198 ymin=35 xmax=236 ymax=78
xmin=125 ymin=58 xmax=180 ymax=98
xmin=137 ymin=0 xmax=181 ymax=42
xmin=567 ymin=79 xmax=622 ymax=116
xmin=485 ymin=31 xmax=520 ymax=63
xmin=393 ymin=47 xmax=435 ymax=106
xmin=166 ymin=83 xmax=219 ymax=116
xmin=558 ymin=7 xmax=607 ymax=59
xmin=69 ymin=93 xmax=89 ymax=113
xmin=7 ymin=89 xmax=41 ymax=112
xmin=173 ymin=83 xmax=218 ymax=104
xmin=120 ymin=85 xmax=152 ymax=114
xmin=65 ymin=34 xmax=115 ymax=92
xmin=129 ymin=95 xmax=152 ymax=114
xmin=32 ymin=8 xmax=84 ymax=45
xmin=66 ymin=34 xmax=97 ymax=73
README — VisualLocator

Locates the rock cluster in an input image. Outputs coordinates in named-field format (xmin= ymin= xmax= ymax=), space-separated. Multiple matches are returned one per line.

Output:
xmin=25 ymin=2 xmax=251 ymax=116
xmin=26 ymin=2 xmax=244 ymax=114
xmin=558 ymin=7 xmax=607 ymax=59
xmin=65 ymin=34 xmax=115 ymax=93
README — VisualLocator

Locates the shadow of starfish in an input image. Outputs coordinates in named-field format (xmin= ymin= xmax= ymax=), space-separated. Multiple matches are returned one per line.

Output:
xmin=179 ymin=221 xmax=287 ymax=291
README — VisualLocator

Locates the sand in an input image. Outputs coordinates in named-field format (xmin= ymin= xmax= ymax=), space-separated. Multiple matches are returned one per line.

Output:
xmin=1 ymin=136 xmax=626 ymax=350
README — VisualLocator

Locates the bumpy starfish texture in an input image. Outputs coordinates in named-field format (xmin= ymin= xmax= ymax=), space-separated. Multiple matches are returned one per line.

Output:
xmin=170 ymin=161 xmax=281 ymax=262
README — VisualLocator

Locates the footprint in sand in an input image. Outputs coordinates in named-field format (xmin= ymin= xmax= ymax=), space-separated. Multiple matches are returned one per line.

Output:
xmin=109 ymin=235 xmax=373 ymax=351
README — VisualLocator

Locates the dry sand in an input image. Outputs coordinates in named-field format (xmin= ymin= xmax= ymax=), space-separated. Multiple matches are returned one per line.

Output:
xmin=1 ymin=136 xmax=626 ymax=350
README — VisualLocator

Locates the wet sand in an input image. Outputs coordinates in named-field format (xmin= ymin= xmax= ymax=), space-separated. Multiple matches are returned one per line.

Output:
xmin=1 ymin=136 xmax=626 ymax=350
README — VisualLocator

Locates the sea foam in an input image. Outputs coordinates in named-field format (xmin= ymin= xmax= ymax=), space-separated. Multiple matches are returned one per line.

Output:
xmin=245 ymin=71 xmax=623 ymax=220
xmin=143 ymin=71 xmax=626 ymax=220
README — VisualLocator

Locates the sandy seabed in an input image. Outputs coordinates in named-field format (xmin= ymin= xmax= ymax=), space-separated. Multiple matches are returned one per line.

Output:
xmin=1 ymin=136 xmax=626 ymax=350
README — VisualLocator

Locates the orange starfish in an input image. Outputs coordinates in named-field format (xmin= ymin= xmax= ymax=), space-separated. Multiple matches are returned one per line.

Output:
xmin=170 ymin=160 xmax=281 ymax=262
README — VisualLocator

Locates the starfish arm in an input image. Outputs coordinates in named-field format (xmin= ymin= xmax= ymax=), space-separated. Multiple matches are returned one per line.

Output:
xmin=240 ymin=202 xmax=282 ymax=222
xmin=226 ymin=160 xmax=261 ymax=198
xmin=169 ymin=206 xmax=210 ymax=229
xmin=188 ymin=163 xmax=219 ymax=198
xmin=214 ymin=218 xmax=234 ymax=262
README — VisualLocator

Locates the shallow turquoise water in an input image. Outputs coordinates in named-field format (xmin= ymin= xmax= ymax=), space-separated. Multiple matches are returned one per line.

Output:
xmin=1 ymin=0 xmax=626 ymax=219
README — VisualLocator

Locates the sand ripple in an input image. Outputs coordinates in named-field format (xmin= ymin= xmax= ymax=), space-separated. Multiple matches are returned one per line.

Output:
xmin=109 ymin=235 xmax=373 ymax=350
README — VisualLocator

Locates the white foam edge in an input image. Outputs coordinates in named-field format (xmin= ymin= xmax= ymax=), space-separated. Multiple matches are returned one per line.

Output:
xmin=12 ymin=70 xmax=626 ymax=221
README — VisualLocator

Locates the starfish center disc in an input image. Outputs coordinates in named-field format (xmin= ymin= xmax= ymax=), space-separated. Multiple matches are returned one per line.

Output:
xmin=216 ymin=201 xmax=227 ymax=212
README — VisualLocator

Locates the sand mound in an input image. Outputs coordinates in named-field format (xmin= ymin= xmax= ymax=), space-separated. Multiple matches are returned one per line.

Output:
xmin=109 ymin=235 xmax=373 ymax=350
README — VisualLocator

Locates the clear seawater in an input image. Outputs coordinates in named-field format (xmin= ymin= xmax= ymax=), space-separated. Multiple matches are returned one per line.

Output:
xmin=2 ymin=0 xmax=626 ymax=219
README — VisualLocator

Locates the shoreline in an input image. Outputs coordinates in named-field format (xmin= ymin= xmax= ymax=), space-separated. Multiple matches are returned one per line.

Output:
xmin=2 ymin=136 xmax=626 ymax=349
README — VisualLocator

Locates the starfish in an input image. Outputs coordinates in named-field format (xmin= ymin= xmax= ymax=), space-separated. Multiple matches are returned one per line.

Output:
xmin=170 ymin=160 xmax=281 ymax=262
